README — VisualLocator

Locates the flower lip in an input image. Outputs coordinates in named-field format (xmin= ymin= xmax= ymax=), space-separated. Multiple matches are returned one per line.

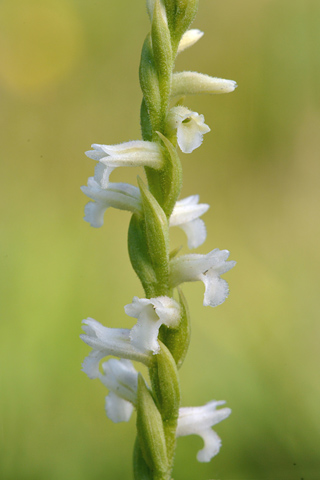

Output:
xmin=167 ymin=106 xmax=210 ymax=154
xmin=176 ymin=400 xmax=232 ymax=462
xmin=99 ymin=358 xmax=138 ymax=423
xmin=125 ymin=296 xmax=181 ymax=354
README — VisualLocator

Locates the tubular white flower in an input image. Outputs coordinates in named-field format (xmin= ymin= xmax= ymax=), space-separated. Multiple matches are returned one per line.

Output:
xmin=81 ymin=176 xmax=142 ymax=228
xmin=177 ymin=29 xmax=204 ymax=54
xmin=124 ymin=296 xmax=181 ymax=354
xmin=85 ymin=140 xmax=164 ymax=173
xmin=169 ymin=195 xmax=209 ymax=249
xmin=99 ymin=359 xmax=138 ymax=423
xmin=176 ymin=400 xmax=232 ymax=462
xmin=80 ymin=318 xmax=152 ymax=379
xmin=167 ymin=106 xmax=210 ymax=153
xmin=169 ymin=249 xmax=236 ymax=307
xmin=81 ymin=181 xmax=209 ymax=239
xmin=172 ymin=71 xmax=237 ymax=97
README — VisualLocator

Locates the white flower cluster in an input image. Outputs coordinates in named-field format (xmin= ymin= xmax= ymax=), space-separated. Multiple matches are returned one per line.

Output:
xmin=81 ymin=297 xmax=231 ymax=461
xmin=80 ymin=27 xmax=237 ymax=464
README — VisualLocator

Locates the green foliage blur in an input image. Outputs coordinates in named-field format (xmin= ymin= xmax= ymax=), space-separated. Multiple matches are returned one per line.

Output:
xmin=1 ymin=0 xmax=319 ymax=479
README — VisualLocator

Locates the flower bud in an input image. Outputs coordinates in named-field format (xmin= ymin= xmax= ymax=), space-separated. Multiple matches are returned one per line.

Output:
xmin=172 ymin=71 xmax=237 ymax=97
xmin=177 ymin=29 xmax=204 ymax=54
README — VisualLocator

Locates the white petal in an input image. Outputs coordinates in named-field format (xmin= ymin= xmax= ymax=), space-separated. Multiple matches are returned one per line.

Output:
xmin=99 ymin=359 xmax=138 ymax=405
xmin=125 ymin=296 xmax=180 ymax=327
xmin=170 ymin=196 xmax=209 ymax=226
xmin=96 ymin=140 xmax=160 ymax=155
xmin=177 ymin=124 xmax=203 ymax=153
xmin=170 ymin=195 xmax=209 ymax=248
xmin=173 ymin=194 xmax=200 ymax=207
xmin=201 ymin=274 xmax=229 ymax=307
xmin=83 ymin=201 xmax=107 ymax=228
xmin=81 ymin=179 xmax=142 ymax=227
xmin=170 ymin=253 xmax=212 ymax=286
xmin=177 ymin=29 xmax=204 ymax=54
xmin=177 ymin=115 xmax=210 ymax=153
xmin=151 ymin=296 xmax=181 ymax=327
xmin=85 ymin=145 xmax=107 ymax=161
xmin=126 ymin=296 xmax=180 ymax=354
xmin=80 ymin=318 xmax=152 ymax=371
xmin=85 ymin=141 xmax=163 ymax=171
xmin=94 ymin=163 xmax=115 ymax=187
xmin=179 ymin=218 xmax=207 ymax=249
xmin=130 ymin=308 xmax=163 ymax=354
xmin=197 ymin=429 xmax=222 ymax=462
xmin=82 ymin=350 xmax=106 ymax=379
xmin=99 ymin=151 xmax=163 ymax=169
xmin=105 ymin=391 xmax=134 ymax=423
xmin=167 ymin=107 xmax=211 ymax=154
xmin=124 ymin=297 xmax=154 ymax=319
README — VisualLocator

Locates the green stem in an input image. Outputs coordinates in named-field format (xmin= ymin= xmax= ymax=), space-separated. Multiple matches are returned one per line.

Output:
xmin=133 ymin=1 xmax=199 ymax=477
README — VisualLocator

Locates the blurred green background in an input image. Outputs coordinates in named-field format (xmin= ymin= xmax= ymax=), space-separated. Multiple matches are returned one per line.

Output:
xmin=1 ymin=0 xmax=319 ymax=479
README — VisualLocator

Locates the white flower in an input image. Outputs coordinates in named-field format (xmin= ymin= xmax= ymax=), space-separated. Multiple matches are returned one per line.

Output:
xmin=81 ymin=178 xmax=209 ymax=242
xmin=169 ymin=249 xmax=236 ymax=307
xmin=167 ymin=106 xmax=210 ymax=153
xmin=124 ymin=296 xmax=181 ymax=354
xmin=81 ymin=176 xmax=142 ymax=228
xmin=172 ymin=71 xmax=237 ymax=97
xmin=177 ymin=29 xmax=204 ymax=54
xmin=80 ymin=318 xmax=152 ymax=379
xmin=99 ymin=359 xmax=138 ymax=423
xmin=85 ymin=140 xmax=164 ymax=179
xmin=176 ymin=400 xmax=231 ymax=462
xmin=169 ymin=195 xmax=209 ymax=249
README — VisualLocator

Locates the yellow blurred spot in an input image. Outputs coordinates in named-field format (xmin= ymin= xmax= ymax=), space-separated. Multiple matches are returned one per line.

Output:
xmin=0 ymin=0 xmax=83 ymax=95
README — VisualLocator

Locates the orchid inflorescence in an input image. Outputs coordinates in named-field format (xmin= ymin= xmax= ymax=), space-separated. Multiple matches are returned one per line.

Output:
xmin=80 ymin=1 xmax=236 ymax=478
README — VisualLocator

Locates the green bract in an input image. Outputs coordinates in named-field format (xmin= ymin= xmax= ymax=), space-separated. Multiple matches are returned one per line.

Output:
xmin=138 ymin=177 xmax=170 ymax=294
xmin=152 ymin=0 xmax=173 ymax=118
xmin=136 ymin=375 xmax=169 ymax=479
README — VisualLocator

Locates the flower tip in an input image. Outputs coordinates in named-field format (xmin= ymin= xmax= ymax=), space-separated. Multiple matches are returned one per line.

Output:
xmin=229 ymin=80 xmax=238 ymax=92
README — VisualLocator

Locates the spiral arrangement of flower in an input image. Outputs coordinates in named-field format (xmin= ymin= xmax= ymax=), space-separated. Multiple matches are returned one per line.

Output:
xmin=80 ymin=1 xmax=237 ymax=478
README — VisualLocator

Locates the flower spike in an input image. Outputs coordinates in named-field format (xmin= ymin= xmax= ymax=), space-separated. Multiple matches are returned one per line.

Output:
xmin=80 ymin=0 xmax=237 ymax=476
